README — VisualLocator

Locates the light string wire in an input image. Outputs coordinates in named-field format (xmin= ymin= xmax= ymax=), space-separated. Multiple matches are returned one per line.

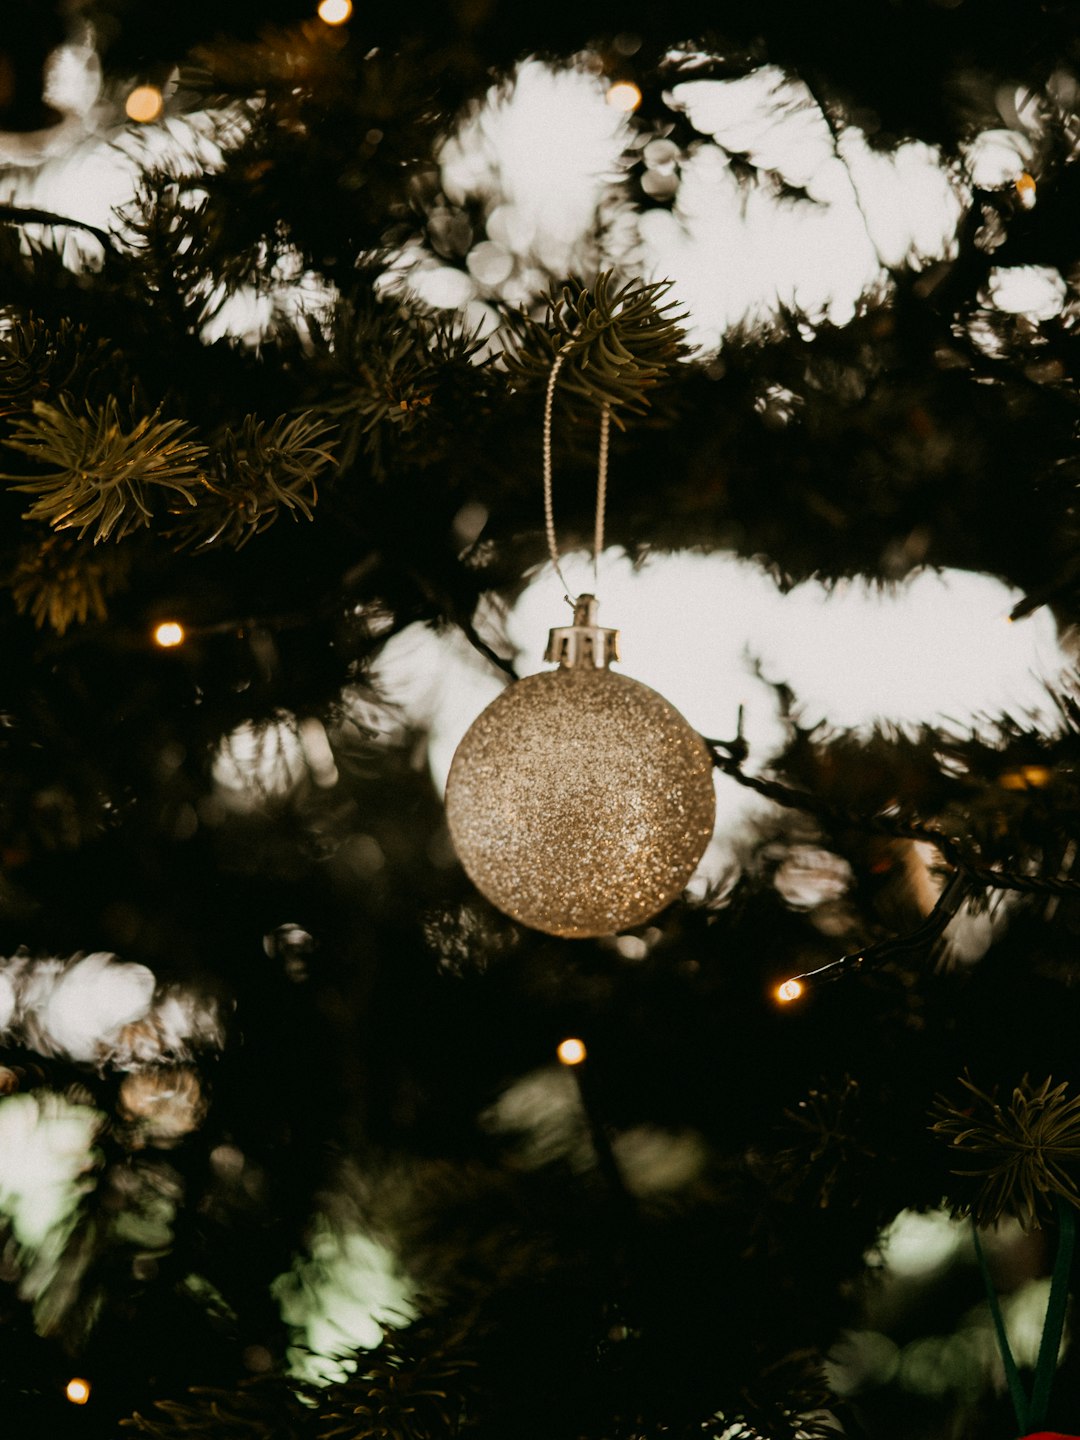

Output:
xmin=712 ymin=746 xmax=1080 ymax=898
xmin=778 ymin=867 xmax=974 ymax=997
xmin=706 ymin=720 xmax=1080 ymax=1000
xmin=542 ymin=347 xmax=611 ymax=605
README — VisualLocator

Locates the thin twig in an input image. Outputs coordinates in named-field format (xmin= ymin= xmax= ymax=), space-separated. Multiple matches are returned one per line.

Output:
xmin=0 ymin=204 xmax=117 ymax=253
xmin=710 ymin=746 xmax=1080 ymax=897
xmin=455 ymin=613 xmax=518 ymax=680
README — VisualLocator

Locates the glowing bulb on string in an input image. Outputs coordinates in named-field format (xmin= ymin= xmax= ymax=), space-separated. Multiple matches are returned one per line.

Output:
xmin=125 ymin=85 xmax=164 ymax=123
xmin=776 ymin=979 xmax=804 ymax=1004
xmin=1015 ymin=171 xmax=1037 ymax=208
xmin=557 ymin=1037 xmax=587 ymax=1066
xmin=153 ymin=621 xmax=185 ymax=649
xmin=66 ymin=1378 xmax=91 ymax=1405
xmin=606 ymin=81 xmax=641 ymax=112
xmin=317 ymin=0 xmax=353 ymax=22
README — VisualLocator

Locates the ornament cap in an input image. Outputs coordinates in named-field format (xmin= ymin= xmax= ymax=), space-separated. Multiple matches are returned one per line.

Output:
xmin=544 ymin=594 xmax=621 ymax=670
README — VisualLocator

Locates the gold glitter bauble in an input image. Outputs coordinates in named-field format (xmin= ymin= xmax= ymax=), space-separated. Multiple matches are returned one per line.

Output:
xmin=445 ymin=598 xmax=716 ymax=937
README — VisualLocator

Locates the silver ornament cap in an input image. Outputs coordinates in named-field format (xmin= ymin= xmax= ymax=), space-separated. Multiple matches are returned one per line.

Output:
xmin=445 ymin=596 xmax=716 ymax=937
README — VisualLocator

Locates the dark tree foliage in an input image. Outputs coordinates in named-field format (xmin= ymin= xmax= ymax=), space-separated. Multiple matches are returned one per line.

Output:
xmin=1 ymin=3 xmax=1080 ymax=1439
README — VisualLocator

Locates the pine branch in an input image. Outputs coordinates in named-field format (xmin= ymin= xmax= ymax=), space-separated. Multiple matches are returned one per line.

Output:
xmin=2 ymin=396 xmax=208 ymax=542
xmin=931 ymin=1073 xmax=1080 ymax=1229
xmin=500 ymin=273 xmax=686 ymax=417
xmin=711 ymin=747 xmax=1080 ymax=898
xmin=8 ymin=531 xmax=131 ymax=633
xmin=0 ymin=315 xmax=116 ymax=419
xmin=168 ymin=413 xmax=336 ymax=550
xmin=318 ymin=300 xmax=489 ymax=473
xmin=120 ymin=1378 xmax=312 ymax=1439
xmin=0 ymin=203 xmax=116 ymax=254
xmin=149 ymin=25 xmax=453 ymax=292
xmin=707 ymin=1408 xmax=837 ymax=1440
xmin=705 ymin=1351 xmax=836 ymax=1440
xmin=768 ymin=1076 xmax=875 ymax=1209
xmin=313 ymin=1327 xmax=478 ymax=1440
xmin=119 ymin=180 xmax=228 ymax=332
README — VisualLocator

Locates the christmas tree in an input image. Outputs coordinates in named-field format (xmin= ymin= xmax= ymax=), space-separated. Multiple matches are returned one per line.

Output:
xmin=2 ymin=2 xmax=1080 ymax=1436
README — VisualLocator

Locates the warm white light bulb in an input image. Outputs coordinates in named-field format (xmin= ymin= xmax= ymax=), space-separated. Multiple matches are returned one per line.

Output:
xmin=606 ymin=81 xmax=641 ymax=113
xmin=125 ymin=85 xmax=164 ymax=123
xmin=776 ymin=979 xmax=804 ymax=1004
xmin=317 ymin=0 xmax=353 ymax=23
xmin=66 ymin=1378 xmax=91 ymax=1405
xmin=557 ymin=1037 xmax=587 ymax=1066
xmin=153 ymin=621 xmax=185 ymax=648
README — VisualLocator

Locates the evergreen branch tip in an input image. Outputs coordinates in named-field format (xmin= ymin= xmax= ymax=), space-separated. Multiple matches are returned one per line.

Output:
xmin=931 ymin=1072 xmax=1080 ymax=1229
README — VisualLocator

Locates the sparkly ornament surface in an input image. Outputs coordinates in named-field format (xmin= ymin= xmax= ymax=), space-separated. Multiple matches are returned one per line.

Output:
xmin=446 ymin=656 xmax=716 ymax=937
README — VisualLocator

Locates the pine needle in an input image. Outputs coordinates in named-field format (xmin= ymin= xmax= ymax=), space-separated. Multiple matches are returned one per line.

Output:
xmin=120 ymin=1379 xmax=311 ymax=1438
xmin=931 ymin=1072 xmax=1080 ymax=1229
xmin=501 ymin=272 xmax=686 ymax=416
xmin=168 ymin=413 xmax=335 ymax=550
xmin=9 ymin=532 xmax=131 ymax=633
xmin=2 ymin=397 xmax=208 ymax=543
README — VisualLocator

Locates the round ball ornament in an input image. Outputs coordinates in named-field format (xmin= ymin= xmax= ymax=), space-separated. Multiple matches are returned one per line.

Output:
xmin=445 ymin=596 xmax=716 ymax=937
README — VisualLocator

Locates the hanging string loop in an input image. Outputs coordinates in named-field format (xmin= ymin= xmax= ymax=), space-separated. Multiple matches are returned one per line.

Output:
xmin=542 ymin=347 xmax=611 ymax=607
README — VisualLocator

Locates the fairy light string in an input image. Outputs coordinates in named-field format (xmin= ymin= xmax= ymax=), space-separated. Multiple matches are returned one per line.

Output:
xmin=702 ymin=727 xmax=1080 ymax=1000
xmin=557 ymin=1037 xmax=633 ymax=1210
xmin=709 ymin=741 xmax=1080 ymax=900
xmin=774 ymin=868 xmax=974 ymax=1001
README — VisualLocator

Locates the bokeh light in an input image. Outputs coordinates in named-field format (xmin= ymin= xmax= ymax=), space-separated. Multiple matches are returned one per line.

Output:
xmin=153 ymin=621 xmax=185 ymax=648
xmin=212 ymin=714 xmax=308 ymax=804
xmin=481 ymin=1066 xmax=592 ymax=1170
xmin=606 ymin=81 xmax=642 ymax=113
xmin=875 ymin=1208 xmax=965 ymax=1278
xmin=987 ymin=263 xmax=1067 ymax=321
xmin=557 ymin=1037 xmax=587 ymax=1066
xmin=317 ymin=0 xmax=353 ymax=23
xmin=125 ymin=85 xmax=164 ymax=124
xmin=118 ymin=1067 xmax=207 ymax=1147
xmin=65 ymin=1377 xmax=91 ymax=1405
xmin=273 ymin=1216 xmax=414 ymax=1383
xmin=776 ymin=979 xmax=804 ymax=1003
xmin=998 ymin=764 xmax=1052 ymax=790
xmin=1015 ymin=171 xmax=1037 ymax=207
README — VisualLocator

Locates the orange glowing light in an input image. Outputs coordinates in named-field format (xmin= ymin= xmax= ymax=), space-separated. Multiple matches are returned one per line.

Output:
xmin=776 ymin=979 xmax=804 ymax=1004
xmin=1015 ymin=171 xmax=1037 ymax=208
xmin=153 ymin=621 xmax=185 ymax=648
xmin=125 ymin=85 xmax=164 ymax=124
xmin=557 ymin=1037 xmax=587 ymax=1066
xmin=66 ymin=1378 xmax=91 ymax=1405
xmin=999 ymin=764 xmax=1052 ymax=790
xmin=317 ymin=0 xmax=353 ymax=22
xmin=606 ymin=81 xmax=642 ymax=113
